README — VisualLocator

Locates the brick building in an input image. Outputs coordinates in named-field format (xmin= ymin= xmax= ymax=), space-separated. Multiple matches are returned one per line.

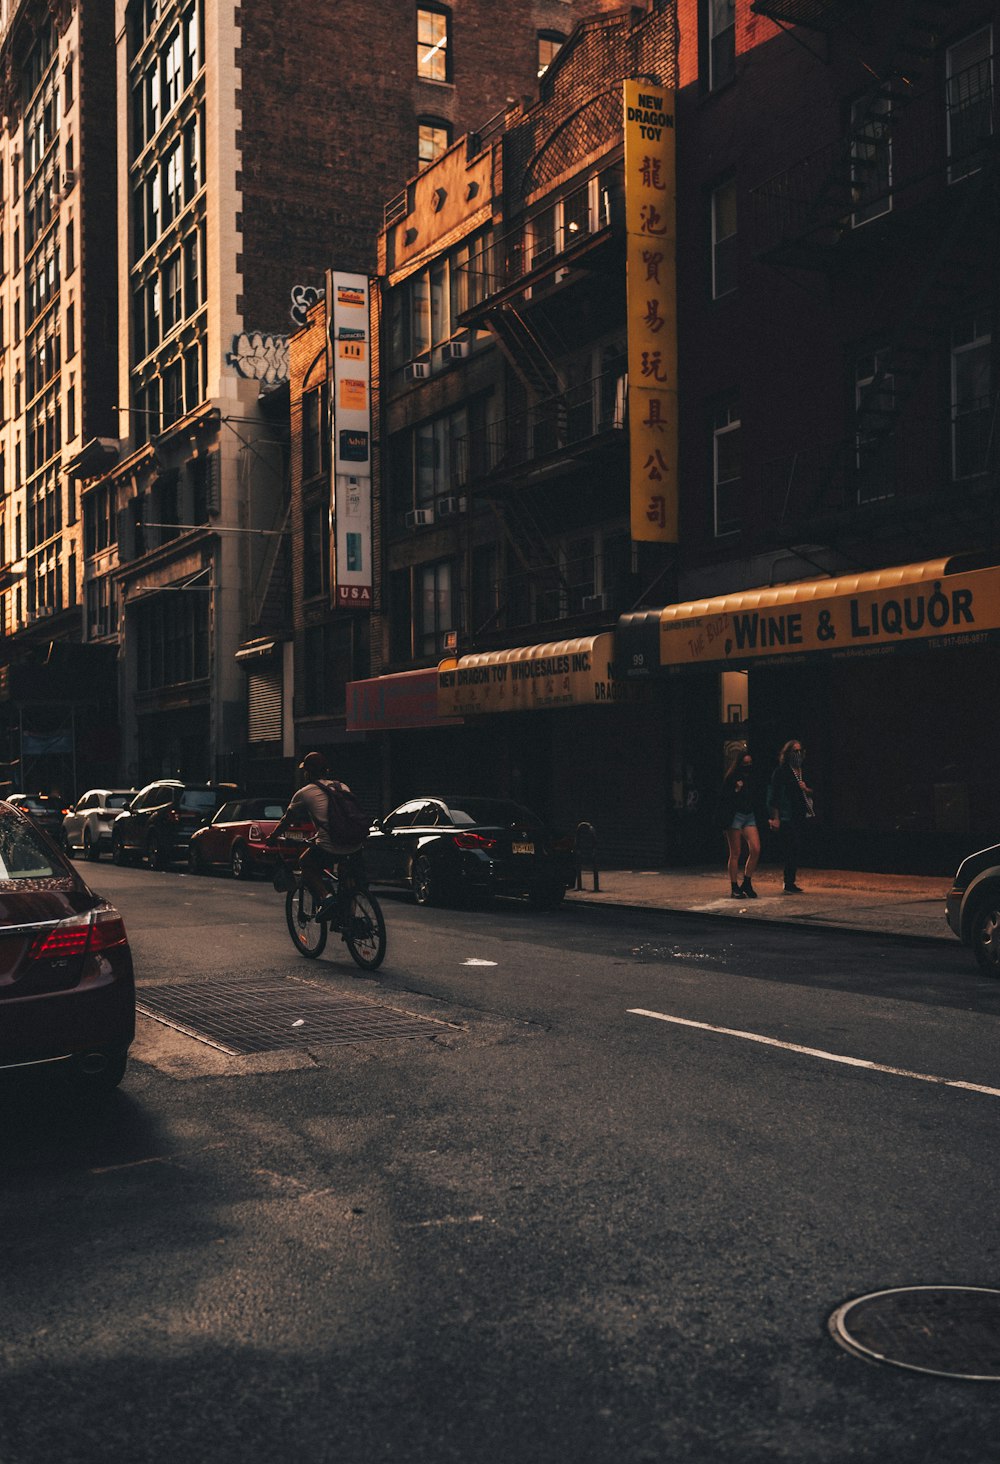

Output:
xmin=337 ymin=0 xmax=997 ymax=871
xmin=54 ymin=0 xmax=613 ymax=795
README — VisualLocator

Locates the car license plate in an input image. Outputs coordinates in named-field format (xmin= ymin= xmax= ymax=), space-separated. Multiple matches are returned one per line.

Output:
xmin=512 ymin=841 xmax=534 ymax=855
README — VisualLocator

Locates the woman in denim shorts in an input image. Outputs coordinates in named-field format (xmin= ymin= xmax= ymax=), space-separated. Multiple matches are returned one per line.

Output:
xmin=717 ymin=750 xmax=760 ymax=899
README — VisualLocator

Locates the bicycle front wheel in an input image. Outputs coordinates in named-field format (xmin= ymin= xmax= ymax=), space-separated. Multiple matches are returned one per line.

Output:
xmin=343 ymin=889 xmax=386 ymax=970
xmin=285 ymin=884 xmax=328 ymax=958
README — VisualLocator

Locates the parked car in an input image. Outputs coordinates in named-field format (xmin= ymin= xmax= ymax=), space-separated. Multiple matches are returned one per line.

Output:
xmin=365 ymin=795 xmax=574 ymax=909
xmin=0 ymin=799 xmax=135 ymax=1090
xmin=188 ymin=797 xmax=289 ymax=879
xmin=62 ymin=788 xmax=135 ymax=861
xmin=7 ymin=792 xmax=71 ymax=842
xmin=111 ymin=780 xmax=239 ymax=869
xmin=946 ymin=841 xmax=1000 ymax=975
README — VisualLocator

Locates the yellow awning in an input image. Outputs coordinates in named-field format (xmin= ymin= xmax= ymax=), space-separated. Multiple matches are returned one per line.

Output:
xmin=438 ymin=632 xmax=632 ymax=715
xmin=616 ymin=558 xmax=1000 ymax=670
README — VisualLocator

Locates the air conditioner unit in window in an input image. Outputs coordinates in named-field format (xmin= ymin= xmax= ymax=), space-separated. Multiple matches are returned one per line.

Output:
xmin=404 ymin=508 xmax=434 ymax=529
xmin=436 ymin=495 xmax=466 ymax=518
xmin=441 ymin=341 xmax=468 ymax=363
xmin=406 ymin=361 xmax=430 ymax=382
xmin=581 ymin=592 xmax=607 ymax=613
xmin=62 ymin=169 xmax=77 ymax=194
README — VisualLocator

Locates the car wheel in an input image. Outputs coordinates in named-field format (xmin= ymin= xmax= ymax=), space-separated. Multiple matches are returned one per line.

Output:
xmin=529 ymin=882 xmax=566 ymax=911
xmin=112 ymin=835 xmax=129 ymax=866
xmin=413 ymin=855 xmax=440 ymax=907
xmin=146 ymin=833 xmax=167 ymax=871
xmin=67 ymin=1046 xmax=129 ymax=1093
xmin=230 ymin=842 xmax=253 ymax=880
xmin=83 ymin=829 xmax=100 ymax=862
xmin=970 ymin=888 xmax=1000 ymax=976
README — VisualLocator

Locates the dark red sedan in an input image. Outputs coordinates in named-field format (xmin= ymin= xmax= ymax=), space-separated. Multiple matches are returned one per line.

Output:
xmin=0 ymin=800 xmax=135 ymax=1091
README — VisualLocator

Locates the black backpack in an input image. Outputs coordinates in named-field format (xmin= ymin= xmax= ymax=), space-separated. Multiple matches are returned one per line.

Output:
xmin=313 ymin=780 xmax=369 ymax=847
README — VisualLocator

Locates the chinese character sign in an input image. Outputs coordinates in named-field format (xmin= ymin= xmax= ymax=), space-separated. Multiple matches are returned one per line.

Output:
xmin=327 ymin=271 xmax=373 ymax=609
xmin=624 ymin=80 xmax=678 ymax=543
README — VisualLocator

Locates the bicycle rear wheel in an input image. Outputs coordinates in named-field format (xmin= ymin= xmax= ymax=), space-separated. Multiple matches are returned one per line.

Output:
xmin=286 ymin=884 xmax=328 ymax=957
xmin=343 ymin=889 xmax=386 ymax=970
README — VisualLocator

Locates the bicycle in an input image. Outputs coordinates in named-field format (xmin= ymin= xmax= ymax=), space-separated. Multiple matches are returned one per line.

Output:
xmin=283 ymin=854 xmax=387 ymax=971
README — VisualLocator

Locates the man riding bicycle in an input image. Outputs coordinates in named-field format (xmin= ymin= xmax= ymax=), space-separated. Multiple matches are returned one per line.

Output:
xmin=266 ymin=751 xmax=366 ymax=927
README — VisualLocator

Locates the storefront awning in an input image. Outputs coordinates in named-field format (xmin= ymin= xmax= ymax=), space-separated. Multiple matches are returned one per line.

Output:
xmin=438 ymin=632 xmax=642 ymax=716
xmin=347 ymin=668 xmax=460 ymax=731
xmin=235 ymin=637 xmax=282 ymax=665
xmin=616 ymin=558 xmax=1000 ymax=673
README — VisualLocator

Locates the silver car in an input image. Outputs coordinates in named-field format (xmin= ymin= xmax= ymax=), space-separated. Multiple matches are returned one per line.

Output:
xmin=62 ymin=788 xmax=135 ymax=862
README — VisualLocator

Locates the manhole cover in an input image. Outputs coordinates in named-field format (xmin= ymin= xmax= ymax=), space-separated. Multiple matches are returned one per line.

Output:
xmin=137 ymin=977 xmax=451 ymax=1055
xmin=829 ymin=1287 xmax=1000 ymax=1380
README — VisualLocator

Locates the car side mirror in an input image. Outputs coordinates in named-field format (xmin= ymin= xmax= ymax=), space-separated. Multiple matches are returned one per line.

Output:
xmin=371 ymin=817 xmax=384 ymax=833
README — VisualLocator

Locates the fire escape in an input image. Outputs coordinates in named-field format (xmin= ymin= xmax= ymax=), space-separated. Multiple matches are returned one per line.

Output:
xmin=454 ymin=166 xmax=628 ymax=635
xmin=749 ymin=0 xmax=998 ymax=545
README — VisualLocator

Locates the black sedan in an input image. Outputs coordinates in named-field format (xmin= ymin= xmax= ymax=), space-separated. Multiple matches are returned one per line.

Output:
xmin=946 ymin=840 xmax=1000 ymax=974
xmin=365 ymin=796 xmax=574 ymax=909
xmin=0 ymin=800 xmax=136 ymax=1090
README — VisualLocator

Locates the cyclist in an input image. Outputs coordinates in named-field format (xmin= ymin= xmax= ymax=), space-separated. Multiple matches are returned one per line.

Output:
xmin=266 ymin=751 xmax=365 ymax=927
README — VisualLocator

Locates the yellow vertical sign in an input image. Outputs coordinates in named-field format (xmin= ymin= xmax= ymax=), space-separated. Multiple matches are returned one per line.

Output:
xmin=624 ymin=80 xmax=678 ymax=543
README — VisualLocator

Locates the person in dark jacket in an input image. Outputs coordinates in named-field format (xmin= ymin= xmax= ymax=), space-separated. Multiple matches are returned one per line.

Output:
xmin=766 ymin=738 xmax=815 ymax=893
xmin=718 ymin=749 xmax=761 ymax=899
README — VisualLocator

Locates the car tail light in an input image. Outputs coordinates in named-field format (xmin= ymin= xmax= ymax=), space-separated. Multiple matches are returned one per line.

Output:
xmin=249 ymin=824 xmax=262 ymax=841
xmin=167 ymin=808 xmax=180 ymax=823
xmin=453 ymin=831 xmax=497 ymax=851
xmin=29 ymin=909 xmax=129 ymax=961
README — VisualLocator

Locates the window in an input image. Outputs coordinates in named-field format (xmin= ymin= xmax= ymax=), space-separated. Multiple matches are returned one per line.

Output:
xmin=66 ymin=301 xmax=75 ymax=357
xmin=537 ymin=31 xmax=565 ymax=77
xmin=164 ymin=141 xmax=183 ymax=226
xmin=183 ymin=6 xmax=201 ymax=85
xmin=711 ymin=178 xmax=737 ymax=297
xmin=712 ymin=395 xmax=740 ymax=536
xmin=162 ymin=28 xmax=182 ymax=114
xmin=301 ymin=387 xmax=323 ymax=480
xmin=851 ymin=95 xmax=892 ymax=225
xmin=63 ymin=60 xmax=73 ymax=109
xmin=414 ymin=408 xmax=467 ymax=504
xmin=952 ymin=310 xmax=991 ymax=480
xmin=417 ymin=559 xmax=455 ymax=656
xmin=708 ymin=0 xmax=735 ymax=90
xmin=303 ymin=503 xmax=329 ymax=599
xmin=418 ymin=117 xmax=451 ymax=168
xmin=417 ymin=7 xmax=450 ymax=82
xmin=947 ymin=28 xmax=994 ymax=181
xmin=162 ymin=253 xmax=182 ymax=331
xmin=854 ymin=347 xmax=894 ymax=496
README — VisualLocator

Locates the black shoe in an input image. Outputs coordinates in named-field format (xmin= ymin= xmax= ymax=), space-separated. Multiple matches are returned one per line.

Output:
xmin=317 ymin=895 xmax=339 ymax=922
xmin=730 ymin=882 xmax=743 ymax=898
xmin=740 ymin=877 xmax=758 ymax=899
xmin=783 ymin=883 xmax=804 ymax=894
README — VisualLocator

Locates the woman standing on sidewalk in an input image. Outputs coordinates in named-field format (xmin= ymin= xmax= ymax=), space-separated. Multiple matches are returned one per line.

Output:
xmin=766 ymin=738 xmax=815 ymax=893
xmin=717 ymin=750 xmax=761 ymax=899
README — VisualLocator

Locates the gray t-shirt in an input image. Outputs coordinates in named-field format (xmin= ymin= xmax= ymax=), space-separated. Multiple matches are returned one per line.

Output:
xmin=287 ymin=779 xmax=361 ymax=855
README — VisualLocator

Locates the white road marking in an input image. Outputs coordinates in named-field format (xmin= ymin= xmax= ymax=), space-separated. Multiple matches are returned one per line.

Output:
xmin=463 ymin=959 xmax=497 ymax=966
xmin=628 ymin=1009 xmax=1000 ymax=1099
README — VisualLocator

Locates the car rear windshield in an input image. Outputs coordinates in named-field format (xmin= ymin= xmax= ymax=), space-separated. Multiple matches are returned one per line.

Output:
xmin=445 ymin=799 xmax=541 ymax=828
xmin=244 ymin=800 xmax=285 ymax=820
xmin=106 ymin=794 xmax=131 ymax=809
xmin=180 ymin=790 xmax=225 ymax=813
xmin=21 ymin=795 xmax=63 ymax=811
xmin=0 ymin=816 xmax=60 ymax=879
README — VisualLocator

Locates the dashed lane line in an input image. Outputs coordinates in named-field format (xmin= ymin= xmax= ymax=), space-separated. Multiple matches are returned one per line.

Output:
xmin=628 ymin=1008 xmax=1000 ymax=1099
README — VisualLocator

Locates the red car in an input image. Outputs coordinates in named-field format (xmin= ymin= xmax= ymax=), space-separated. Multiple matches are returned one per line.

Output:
xmin=187 ymin=796 xmax=295 ymax=879
xmin=0 ymin=800 xmax=135 ymax=1091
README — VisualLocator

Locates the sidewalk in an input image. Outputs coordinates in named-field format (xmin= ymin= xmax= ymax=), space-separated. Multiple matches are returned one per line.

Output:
xmin=564 ymin=865 xmax=954 ymax=942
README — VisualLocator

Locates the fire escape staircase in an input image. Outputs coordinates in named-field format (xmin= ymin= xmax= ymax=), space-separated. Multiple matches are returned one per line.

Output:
xmin=754 ymin=0 xmax=958 ymax=269
xmin=855 ymin=155 xmax=997 ymax=458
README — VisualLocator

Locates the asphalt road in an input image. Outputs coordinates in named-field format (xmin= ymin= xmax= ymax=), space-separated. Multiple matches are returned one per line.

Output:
xmin=2 ymin=861 xmax=999 ymax=1464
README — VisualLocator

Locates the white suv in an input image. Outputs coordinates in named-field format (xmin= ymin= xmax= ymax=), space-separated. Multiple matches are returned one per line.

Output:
xmin=62 ymin=789 xmax=135 ymax=862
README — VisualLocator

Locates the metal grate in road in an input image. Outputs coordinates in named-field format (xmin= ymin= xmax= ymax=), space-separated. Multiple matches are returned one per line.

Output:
xmin=137 ymin=977 xmax=450 ymax=1055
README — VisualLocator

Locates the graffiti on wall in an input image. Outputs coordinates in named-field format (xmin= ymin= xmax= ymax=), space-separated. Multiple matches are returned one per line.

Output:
xmin=290 ymin=283 xmax=323 ymax=328
xmin=228 ymin=332 xmax=290 ymax=386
